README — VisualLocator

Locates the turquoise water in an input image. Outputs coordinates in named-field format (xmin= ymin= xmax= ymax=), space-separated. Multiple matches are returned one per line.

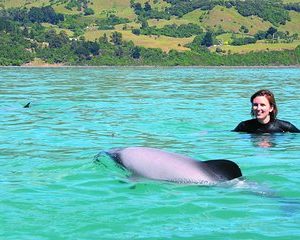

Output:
xmin=1 ymin=67 xmax=300 ymax=239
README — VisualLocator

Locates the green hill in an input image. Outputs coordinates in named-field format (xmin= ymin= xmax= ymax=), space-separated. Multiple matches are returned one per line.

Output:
xmin=1 ymin=0 xmax=300 ymax=65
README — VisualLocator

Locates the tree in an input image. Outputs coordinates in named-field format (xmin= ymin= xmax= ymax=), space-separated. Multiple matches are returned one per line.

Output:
xmin=84 ymin=8 xmax=94 ymax=16
xmin=201 ymin=31 xmax=214 ymax=47
xmin=131 ymin=46 xmax=141 ymax=59
xmin=99 ymin=33 xmax=108 ymax=44
xmin=144 ymin=2 xmax=152 ymax=12
xmin=27 ymin=6 xmax=64 ymax=24
xmin=132 ymin=29 xmax=141 ymax=35
xmin=132 ymin=2 xmax=142 ymax=14
xmin=45 ymin=29 xmax=69 ymax=48
xmin=266 ymin=27 xmax=277 ymax=38
xmin=140 ymin=18 xmax=148 ymax=29
xmin=85 ymin=41 xmax=100 ymax=55
xmin=115 ymin=46 xmax=124 ymax=57
xmin=45 ymin=29 xmax=59 ymax=48
xmin=111 ymin=31 xmax=122 ymax=45
xmin=28 ymin=7 xmax=44 ymax=23
xmin=239 ymin=25 xmax=249 ymax=34
xmin=255 ymin=30 xmax=267 ymax=40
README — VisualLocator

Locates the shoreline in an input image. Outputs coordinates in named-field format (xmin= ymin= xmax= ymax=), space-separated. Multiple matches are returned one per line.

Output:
xmin=1 ymin=64 xmax=299 ymax=69
xmin=3 ymin=58 xmax=300 ymax=69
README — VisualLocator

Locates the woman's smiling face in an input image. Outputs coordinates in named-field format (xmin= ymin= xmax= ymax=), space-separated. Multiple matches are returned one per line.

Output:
xmin=252 ymin=96 xmax=274 ymax=124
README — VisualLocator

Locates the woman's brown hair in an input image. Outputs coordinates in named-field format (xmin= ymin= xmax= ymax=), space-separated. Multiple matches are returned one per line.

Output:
xmin=250 ymin=89 xmax=278 ymax=120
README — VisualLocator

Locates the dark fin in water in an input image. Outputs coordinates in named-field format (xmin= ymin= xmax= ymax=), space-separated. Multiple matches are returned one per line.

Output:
xmin=24 ymin=102 xmax=31 ymax=108
xmin=203 ymin=159 xmax=242 ymax=181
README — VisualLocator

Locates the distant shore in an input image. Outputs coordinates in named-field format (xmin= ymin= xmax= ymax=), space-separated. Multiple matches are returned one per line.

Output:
xmin=15 ymin=64 xmax=300 ymax=68
xmin=0 ymin=60 xmax=299 ymax=68
xmin=1 ymin=64 xmax=297 ymax=69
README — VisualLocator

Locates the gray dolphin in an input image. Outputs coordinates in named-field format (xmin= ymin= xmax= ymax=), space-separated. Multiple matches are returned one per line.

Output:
xmin=105 ymin=147 xmax=242 ymax=184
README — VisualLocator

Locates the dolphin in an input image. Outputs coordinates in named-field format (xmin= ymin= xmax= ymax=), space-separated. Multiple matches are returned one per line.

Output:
xmin=105 ymin=147 xmax=242 ymax=184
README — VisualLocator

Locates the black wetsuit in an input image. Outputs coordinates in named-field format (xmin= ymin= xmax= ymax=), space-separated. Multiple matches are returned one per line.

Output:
xmin=233 ymin=119 xmax=300 ymax=133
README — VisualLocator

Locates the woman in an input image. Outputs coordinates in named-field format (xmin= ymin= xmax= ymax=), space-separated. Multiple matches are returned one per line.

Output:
xmin=233 ymin=89 xmax=300 ymax=133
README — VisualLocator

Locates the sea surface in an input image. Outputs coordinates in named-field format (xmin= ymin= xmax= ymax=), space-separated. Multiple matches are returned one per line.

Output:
xmin=1 ymin=67 xmax=300 ymax=239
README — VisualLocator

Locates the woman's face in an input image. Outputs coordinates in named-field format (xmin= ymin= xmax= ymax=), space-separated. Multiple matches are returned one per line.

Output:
xmin=252 ymin=96 xmax=274 ymax=124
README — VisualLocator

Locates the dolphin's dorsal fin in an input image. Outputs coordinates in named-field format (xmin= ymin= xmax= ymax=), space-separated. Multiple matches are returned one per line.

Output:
xmin=203 ymin=159 xmax=242 ymax=181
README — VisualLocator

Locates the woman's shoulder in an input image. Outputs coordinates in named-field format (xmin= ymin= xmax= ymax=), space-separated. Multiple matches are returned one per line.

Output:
xmin=275 ymin=119 xmax=294 ymax=124
xmin=274 ymin=119 xmax=300 ymax=132
xmin=275 ymin=119 xmax=294 ymax=127
xmin=238 ymin=119 xmax=257 ymax=126
xmin=233 ymin=119 xmax=257 ymax=132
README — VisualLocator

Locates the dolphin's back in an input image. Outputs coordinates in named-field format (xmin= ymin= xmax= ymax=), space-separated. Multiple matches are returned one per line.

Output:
xmin=106 ymin=147 xmax=242 ymax=184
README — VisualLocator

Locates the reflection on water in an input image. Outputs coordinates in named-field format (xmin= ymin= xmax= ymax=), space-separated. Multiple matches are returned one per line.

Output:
xmin=250 ymin=134 xmax=278 ymax=148
xmin=245 ymin=133 xmax=299 ymax=149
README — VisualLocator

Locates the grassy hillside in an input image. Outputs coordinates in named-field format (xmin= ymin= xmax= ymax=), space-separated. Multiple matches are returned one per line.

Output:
xmin=283 ymin=0 xmax=300 ymax=3
xmin=147 ymin=17 xmax=192 ymax=28
xmin=84 ymin=28 xmax=192 ymax=52
xmin=278 ymin=10 xmax=300 ymax=34
xmin=210 ymin=40 xmax=300 ymax=54
xmin=200 ymin=6 xmax=272 ymax=35
xmin=1 ymin=0 xmax=300 ymax=54
xmin=0 ymin=0 xmax=50 ymax=8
